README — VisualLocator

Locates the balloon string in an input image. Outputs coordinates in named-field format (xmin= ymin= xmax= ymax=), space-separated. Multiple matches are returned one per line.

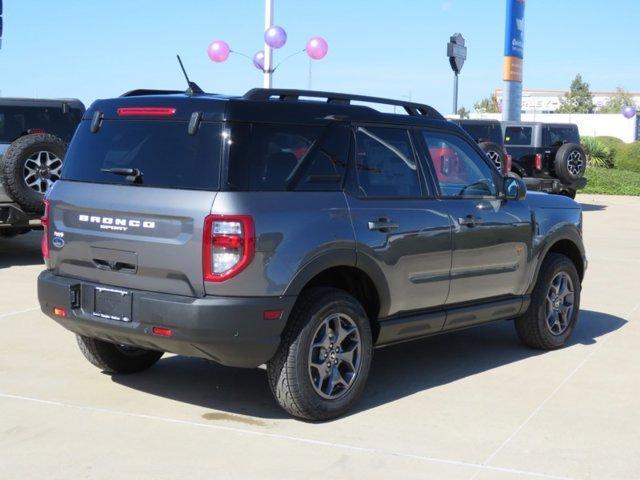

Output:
xmin=230 ymin=50 xmax=254 ymax=62
xmin=272 ymin=49 xmax=306 ymax=72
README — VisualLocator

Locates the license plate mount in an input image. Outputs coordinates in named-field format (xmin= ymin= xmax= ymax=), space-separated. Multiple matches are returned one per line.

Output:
xmin=93 ymin=287 xmax=132 ymax=322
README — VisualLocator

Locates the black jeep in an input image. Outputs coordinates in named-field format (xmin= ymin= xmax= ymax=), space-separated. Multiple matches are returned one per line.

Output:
xmin=450 ymin=119 xmax=510 ymax=174
xmin=0 ymin=98 xmax=84 ymax=237
xmin=502 ymin=122 xmax=587 ymax=198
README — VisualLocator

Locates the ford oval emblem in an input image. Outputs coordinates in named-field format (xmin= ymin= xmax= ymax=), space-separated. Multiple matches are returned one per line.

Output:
xmin=52 ymin=237 xmax=65 ymax=248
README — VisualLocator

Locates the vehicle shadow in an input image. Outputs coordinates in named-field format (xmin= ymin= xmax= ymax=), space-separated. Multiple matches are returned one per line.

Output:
xmin=0 ymin=230 xmax=44 ymax=268
xmin=111 ymin=309 xmax=626 ymax=421
xmin=580 ymin=203 xmax=607 ymax=212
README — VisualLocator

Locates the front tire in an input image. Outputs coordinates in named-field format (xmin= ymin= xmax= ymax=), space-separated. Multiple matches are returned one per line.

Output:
xmin=515 ymin=253 xmax=581 ymax=350
xmin=76 ymin=335 xmax=163 ymax=374
xmin=267 ymin=288 xmax=373 ymax=421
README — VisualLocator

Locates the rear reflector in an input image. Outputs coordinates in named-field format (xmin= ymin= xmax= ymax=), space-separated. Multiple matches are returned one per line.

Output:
xmin=116 ymin=107 xmax=176 ymax=117
xmin=152 ymin=326 xmax=173 ymax=337
xmin=263 ymin=309 xmax=284 ymax=321
xmin=53 ymin=307 xmax=67 ymax=317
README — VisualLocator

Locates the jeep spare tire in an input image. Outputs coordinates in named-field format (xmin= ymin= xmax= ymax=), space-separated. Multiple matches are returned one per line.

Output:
xmin=478 ymin=141 xmax=505 ymax=172
xmin=553 ymin=143 xmax=586 ymax=184
xmin=1 ymin=133 xmax=68 ymax=213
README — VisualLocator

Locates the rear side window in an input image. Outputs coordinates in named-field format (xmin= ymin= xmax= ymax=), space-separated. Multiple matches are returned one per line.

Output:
xmin=354 ymin=126 xmax=421 ymax=198
xmin=504 ymin=126 xmax=532 ymax=146
xmin=0 ymin=106 xmax=82 ymax=143
xmin=459 ymin=123 xmax=503 ymax=145
xmin=62 ymin=120 xmax=221 ymax=190
xmin=225 ymin=123 xmax=349 ymax=191
xmin=545 ymin=126 xmax=580 ymax=146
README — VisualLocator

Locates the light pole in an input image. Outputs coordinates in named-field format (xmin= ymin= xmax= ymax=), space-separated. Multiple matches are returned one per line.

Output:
xmin=263 ymin=0 xmax=274 ymax=89
xmin=447 ymin=33 xmax=466 ymax=115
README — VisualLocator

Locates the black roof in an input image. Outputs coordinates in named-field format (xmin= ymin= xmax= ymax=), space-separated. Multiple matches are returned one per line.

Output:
xmin=85 ymin=88 xmax=452 ymax=129
xmin=0 ymin=97 xmax=85 ymax=111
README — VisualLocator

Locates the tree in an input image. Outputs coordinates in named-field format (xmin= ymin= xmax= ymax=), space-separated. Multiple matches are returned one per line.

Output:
xmin=557 ymin=74 xmax=595 ymax=113
xmin=599 ymin=87 xmax=638 ymax=113
xmin=457 ymin=106 xmax=470 ymax=119
xmin=473 ymin=93 xmax=500 ymax=113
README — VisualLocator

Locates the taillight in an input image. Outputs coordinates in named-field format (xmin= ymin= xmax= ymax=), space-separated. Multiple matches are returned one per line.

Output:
xmin=116 ymin=107 xmax=176 ymax=117
xmin=203 ymin=215 xmax=255 ymax=282
xmin=503 ymin=154 xmax=512 ymax=176
xmin=41 ymin=199 xmax=50 ymax=260
xmin=534 ymin=153 xmax=543 ymax=171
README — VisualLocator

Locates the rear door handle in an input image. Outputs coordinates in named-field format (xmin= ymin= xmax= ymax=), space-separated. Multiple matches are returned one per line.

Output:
xmin=368 ymin=218 xmax=399 ymax=232
xmin=458 ymin=215 xmax=483 ymax=227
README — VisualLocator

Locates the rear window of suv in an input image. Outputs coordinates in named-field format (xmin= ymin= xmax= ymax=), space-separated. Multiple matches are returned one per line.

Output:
xmin=544 ymin=126 xmax=580 ymax=146
xmin=62 ymin=120 xmax=221 ymax=190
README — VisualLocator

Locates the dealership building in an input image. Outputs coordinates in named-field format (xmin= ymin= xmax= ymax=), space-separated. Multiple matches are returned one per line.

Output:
xmin=494 ymin=88 xmax=640 ymax=114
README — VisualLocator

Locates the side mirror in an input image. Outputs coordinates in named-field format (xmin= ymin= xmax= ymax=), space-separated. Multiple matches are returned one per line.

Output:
xmin=504 ymin=176 xmax=526 ymax=200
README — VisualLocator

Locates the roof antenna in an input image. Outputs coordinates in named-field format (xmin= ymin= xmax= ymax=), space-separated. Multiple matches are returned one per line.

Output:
xmin=176 ymin=54 xmax=204 ymax=95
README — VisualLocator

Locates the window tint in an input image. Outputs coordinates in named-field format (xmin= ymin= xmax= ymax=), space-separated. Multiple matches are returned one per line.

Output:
xmin=458 ymin=123 xmax=503 ymax=145
xmin=545 ymin=126 xmax=579 ymax=146
xmin=226 ymin=123 xmax=348 ymax=191
xmin=62 ymin=120 xmax=221 ymax=190
xmin=0 ymin=106 xmax=82 ymax=143
xmin=504 ymin=126 xmax=532 ymax=145
xmin=422 ymin=131 xmax=498 ymax=197
xmin=354 ymin=127 xmax=421 ymax=198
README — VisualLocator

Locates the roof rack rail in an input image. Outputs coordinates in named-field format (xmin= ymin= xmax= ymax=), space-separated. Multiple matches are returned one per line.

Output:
xmin=121 ymin=89 xmax=186 ymax=97
xmin=243 ymin=88 xmax=444 ymax=119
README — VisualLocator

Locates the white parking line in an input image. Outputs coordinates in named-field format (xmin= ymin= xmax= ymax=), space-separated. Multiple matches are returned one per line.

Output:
xmin=0 ymin=307 xmax=39 ymax=319
xmin=469 ymin=301 xmax=640 ymax=479
xmin=0 ymin=392 xmax=573 ymax=480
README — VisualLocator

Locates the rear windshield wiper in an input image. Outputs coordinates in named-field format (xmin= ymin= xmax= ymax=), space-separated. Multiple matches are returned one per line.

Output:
xmin=101 ymin=167 xmax=143 ymax=184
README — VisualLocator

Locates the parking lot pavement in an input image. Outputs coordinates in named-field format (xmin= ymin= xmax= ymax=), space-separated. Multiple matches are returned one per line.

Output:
xmin=1 ymin=193 xmax=639 ymax=480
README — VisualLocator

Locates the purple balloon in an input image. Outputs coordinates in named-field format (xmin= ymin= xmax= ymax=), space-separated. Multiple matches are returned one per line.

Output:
xmin=306 ymin=36 xmax=328 ymax=60
xmin=253 ymin=51 xmax=265 ymax=71
xmin=207 ymin=40 xmax=230 ymax=63
xmin=264 ymin=25 xmax=287 ymax=49
xmin=622 ymin=105 xmax=637 ymax=119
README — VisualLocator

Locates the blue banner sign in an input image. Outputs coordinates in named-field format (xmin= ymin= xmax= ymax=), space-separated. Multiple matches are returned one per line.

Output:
xmin=504 ymin=0 xmax=525 ymax=59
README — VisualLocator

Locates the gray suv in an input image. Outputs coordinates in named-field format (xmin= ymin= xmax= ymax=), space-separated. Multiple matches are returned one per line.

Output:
xmin=38 ymin=88 xmax=586 ymax=420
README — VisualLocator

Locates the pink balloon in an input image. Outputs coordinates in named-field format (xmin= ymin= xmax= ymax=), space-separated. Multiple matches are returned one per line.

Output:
xmin=264 ymin=25 xmax=287 ymax=49
xmin=306 ymin=36 xmax=328 ymax=60
xmin=253 ymin=51 xmax=265 ymax=71
xmin=207 ymin=40 xmax=230 ymax=63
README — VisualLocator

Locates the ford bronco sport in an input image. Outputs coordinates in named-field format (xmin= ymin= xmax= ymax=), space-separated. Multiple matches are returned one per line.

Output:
xmin=38 ymin=88 xmax=586 ymax=420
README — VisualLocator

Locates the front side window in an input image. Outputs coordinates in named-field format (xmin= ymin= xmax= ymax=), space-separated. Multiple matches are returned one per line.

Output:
xmin=422 ymin=131 xmax=498 ymax=198
xmin=354 ymin=126 xmax=421 ymax=198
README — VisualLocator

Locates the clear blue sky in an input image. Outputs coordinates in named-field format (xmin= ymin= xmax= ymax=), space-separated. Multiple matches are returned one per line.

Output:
xmin=1 ymin=0 xmax=638 ymax=113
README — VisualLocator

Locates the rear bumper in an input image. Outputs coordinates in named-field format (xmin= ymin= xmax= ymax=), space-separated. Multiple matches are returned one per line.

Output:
xmin=38 ymin=271 xmax=296 ymax=368
xmin=0 ymin=203 xmax=40 ymax=228
xmin=524 ymin=176 xmax=587 ymax=193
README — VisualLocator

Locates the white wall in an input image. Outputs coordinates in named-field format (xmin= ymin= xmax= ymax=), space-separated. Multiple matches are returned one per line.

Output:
xmin=463 ymin=113 xmax=639 ymax=143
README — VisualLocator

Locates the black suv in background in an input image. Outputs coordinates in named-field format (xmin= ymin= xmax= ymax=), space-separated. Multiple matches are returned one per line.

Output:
xmin=450 ymin=119 xmax=510 ymax=174
xmin=38 ymin=88 xmax=586 ymax=420
xmin=502 ymin=122 xmax=587 ymax=198
xmin=0 ymin=98 xmax=84 ymax=236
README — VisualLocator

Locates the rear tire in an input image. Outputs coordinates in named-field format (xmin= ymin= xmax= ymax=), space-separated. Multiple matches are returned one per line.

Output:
xmin=267 ymin=288 xmax=373 ymax=421
xmin=478 ymin=141 xmax=505 ymax=172
xmin=515 ymin=253 xmax=581 ymax=350
xmin=76 ymin=335 xmax=163 ymax=374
